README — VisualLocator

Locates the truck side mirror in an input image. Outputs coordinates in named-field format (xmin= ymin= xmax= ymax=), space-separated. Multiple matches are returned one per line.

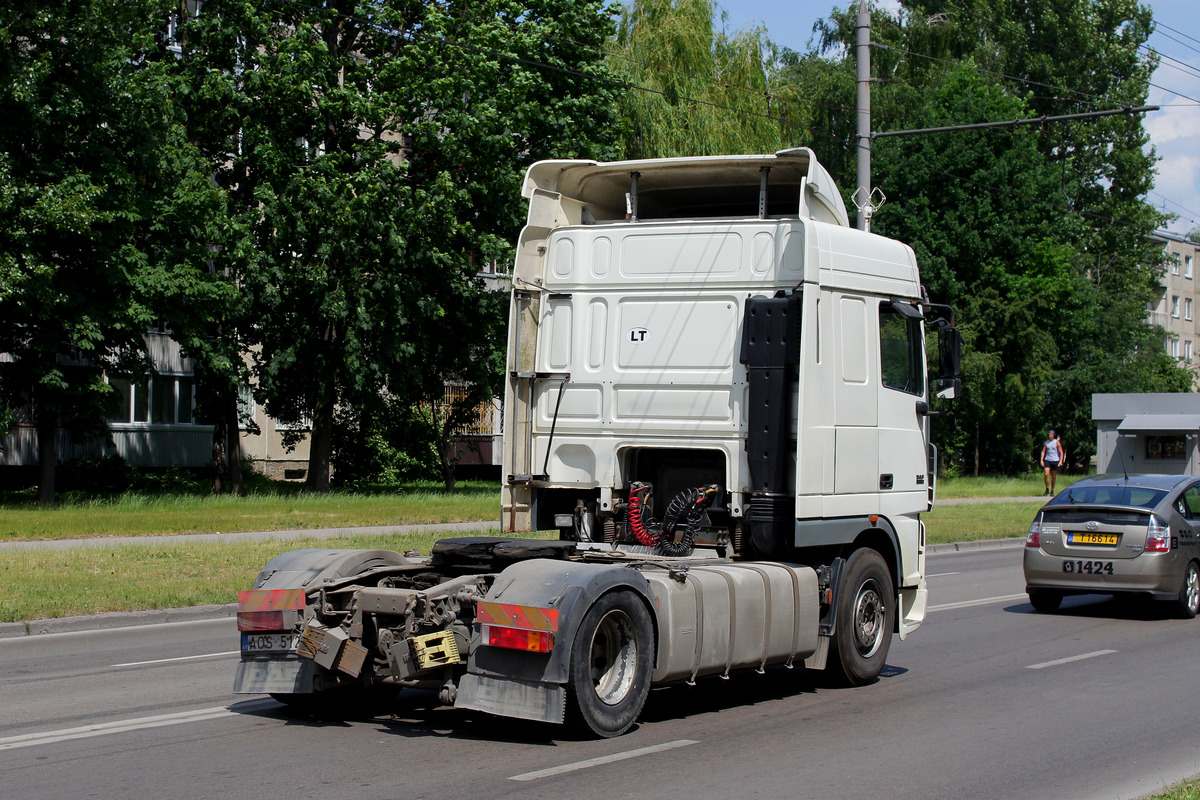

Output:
xmin=936 ymin=377 xmax=961 ymax=400
xmin=934 ymin=319 xmax=961 ymax=379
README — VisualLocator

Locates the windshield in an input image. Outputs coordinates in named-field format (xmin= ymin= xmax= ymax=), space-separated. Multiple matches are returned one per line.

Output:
xmin=1049 ymin=484 xmax=1168 ymax=510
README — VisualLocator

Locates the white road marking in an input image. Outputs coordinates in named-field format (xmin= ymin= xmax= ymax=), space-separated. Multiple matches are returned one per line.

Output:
xmin=926 ymin=572 xmax=958 ymax=578
xmin=508 ymin=739 xmax=700 ymax=782
xmin=928 ymin=593 xmax=1027 ymax=612
xmin=1026 ymin=649 xmax=1118 ymax=670
xmin=0 ymin=700 xmax=276 ymax=752
xmin=111 ymin=651 xmax=240 ymax=668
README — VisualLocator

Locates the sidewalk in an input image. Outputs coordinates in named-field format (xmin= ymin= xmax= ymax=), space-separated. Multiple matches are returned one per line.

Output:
xmin=0 ymin=519 xmax=502 ymax=553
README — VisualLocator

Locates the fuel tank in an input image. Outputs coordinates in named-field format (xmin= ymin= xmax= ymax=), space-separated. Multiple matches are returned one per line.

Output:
xmin=642 ymin=561 xmax=821 ymax=685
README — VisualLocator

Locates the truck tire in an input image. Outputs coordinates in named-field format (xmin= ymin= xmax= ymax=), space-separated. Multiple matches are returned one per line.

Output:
xmin=826 ymin=548 xmax=895 ymax=687
xmin=567 ymin=591 xmax=654 ymax=738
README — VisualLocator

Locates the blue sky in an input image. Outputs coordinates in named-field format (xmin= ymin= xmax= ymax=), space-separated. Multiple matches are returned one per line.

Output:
xmin=715 ymin=0 xmax=1200 ymax=235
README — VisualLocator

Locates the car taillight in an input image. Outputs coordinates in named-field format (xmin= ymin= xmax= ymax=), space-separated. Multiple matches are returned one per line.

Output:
xmin=1145 ymin=515 xmax=1171 ymax=552
xmin=482 ymin=624 xmax=554 ymax=653
xmin=1026 ymin=518 xmax=1042 ymax=547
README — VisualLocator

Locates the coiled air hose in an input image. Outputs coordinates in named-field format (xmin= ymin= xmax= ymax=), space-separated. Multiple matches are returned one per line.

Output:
xmin=627 ymin=483 xmax=720 ymax=556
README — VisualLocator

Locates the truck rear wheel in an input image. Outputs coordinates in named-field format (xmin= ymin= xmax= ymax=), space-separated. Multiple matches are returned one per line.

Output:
xmin=826 ymin=548 xmax=895 ymax=686
xmin=567 ymin=591 xmax=654 ymax=738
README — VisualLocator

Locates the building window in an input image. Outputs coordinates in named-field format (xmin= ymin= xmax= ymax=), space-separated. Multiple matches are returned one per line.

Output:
xmin=1172 ymin=296 xmax=1180 ymax=318
xmin=1186 ymin=340 xmax=1194 ymax=361
xmin=1187 ymin=298 xmax=1193 ymax=321
xmin=237 ymin=385 xmax=257 ymax=430
xmin=1173 ymin=259 xmax=1180 ymax=276
xmin=107 ymin=376 xmax=195 ymax=425
xmin=1170 ymin=338 xmax=1180 ymax=358
xmin=1187 ymin=255 xmax=1194 ymax=280
xmin=1147 ymin=435 xmax=1187 ymax=460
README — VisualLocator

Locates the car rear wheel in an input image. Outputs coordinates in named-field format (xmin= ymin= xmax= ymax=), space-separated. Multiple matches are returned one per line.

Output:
xmin=1175 ymin=561 xmax=1200 ymax=619
xmin=1028 ymin=588 xmax=1063 ymax=613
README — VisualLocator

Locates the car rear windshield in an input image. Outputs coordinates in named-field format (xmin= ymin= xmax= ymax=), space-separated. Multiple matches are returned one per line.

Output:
xmin=1040 ymin=508 xmax=1150 ymax=526
xmin=1047 ymin=485 xmax=1168 ymax=510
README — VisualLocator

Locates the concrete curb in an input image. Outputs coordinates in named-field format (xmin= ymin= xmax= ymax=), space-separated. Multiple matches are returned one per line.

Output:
xmin=0 ymin=603 xmax=238 ymax=640
xmin=927 ymin=537 xmax=1025 ymax=553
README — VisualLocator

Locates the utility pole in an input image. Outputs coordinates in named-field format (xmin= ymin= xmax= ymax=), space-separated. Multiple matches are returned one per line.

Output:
xmin=854 ymin=0 xmax=873 ymax=231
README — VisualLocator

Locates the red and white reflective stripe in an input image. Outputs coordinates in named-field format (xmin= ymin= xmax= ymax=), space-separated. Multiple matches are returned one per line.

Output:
xmin=238 ymin=588 xmax=306 ymax=611
xmin=477 ymin=601 xmax=559 ymax=632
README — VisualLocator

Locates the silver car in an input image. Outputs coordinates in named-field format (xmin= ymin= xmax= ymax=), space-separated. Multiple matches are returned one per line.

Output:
xmin=1023 ymin=474 xmax=1200 ymax=616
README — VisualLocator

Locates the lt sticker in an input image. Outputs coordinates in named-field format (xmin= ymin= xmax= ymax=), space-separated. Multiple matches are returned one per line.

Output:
xmin=628 ymin=328 xmax=650 ymax=343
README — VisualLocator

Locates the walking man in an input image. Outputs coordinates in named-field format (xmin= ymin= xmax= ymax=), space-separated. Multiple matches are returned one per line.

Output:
xmin=1041 ymin=430 xmax=1065 ymax=496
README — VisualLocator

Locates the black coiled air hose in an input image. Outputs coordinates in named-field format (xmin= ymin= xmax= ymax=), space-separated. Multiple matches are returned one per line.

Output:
xmin=656 ymin=484 xmax=719 ymax=557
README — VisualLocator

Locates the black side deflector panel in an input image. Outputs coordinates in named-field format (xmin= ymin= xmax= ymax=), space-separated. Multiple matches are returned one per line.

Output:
xmin=739 ymin=293 xmax=800 ymax=557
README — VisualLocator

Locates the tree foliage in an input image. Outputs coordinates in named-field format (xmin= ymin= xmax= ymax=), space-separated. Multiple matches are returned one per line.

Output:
xmin=785 ymin=0 xmax=1188 ymax=473
xmin=609 ymin=0 xmax=804 ymax=158
xmin=0 ymin=0 xmax=212 ymax=502
xmin=172 ymin=0 xmax=620 ymax=491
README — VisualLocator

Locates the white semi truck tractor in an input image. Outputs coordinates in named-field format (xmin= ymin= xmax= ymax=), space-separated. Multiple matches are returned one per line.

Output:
xmin=233 ymin=148 xmax=961 ymax=737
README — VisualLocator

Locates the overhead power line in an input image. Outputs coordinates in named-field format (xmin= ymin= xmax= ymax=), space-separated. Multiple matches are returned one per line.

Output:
xmin=872 ymin=105 xmax=1158 ymax=138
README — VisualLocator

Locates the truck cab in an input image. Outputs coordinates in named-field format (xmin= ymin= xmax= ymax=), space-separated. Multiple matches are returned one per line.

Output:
xmin=501 ymin=147 xmax=960 ymax=639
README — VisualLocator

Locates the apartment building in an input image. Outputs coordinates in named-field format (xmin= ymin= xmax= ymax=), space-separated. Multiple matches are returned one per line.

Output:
xmin=1149 ymin=230 xmax=1200 ymax=376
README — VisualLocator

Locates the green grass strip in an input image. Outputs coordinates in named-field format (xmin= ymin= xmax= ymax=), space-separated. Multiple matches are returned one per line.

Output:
xmin=924 ymin=500 xmax=1040 ymax=545
xmin=0 ymin=529 xmax=567 ymax=623
xmin=0 ymin=487 xmax=498 ymax=542
xmin=936 ymin=474 xmax=1085 ymax=499
xmin=1146 ymin=778 xmax=1200 ymax=800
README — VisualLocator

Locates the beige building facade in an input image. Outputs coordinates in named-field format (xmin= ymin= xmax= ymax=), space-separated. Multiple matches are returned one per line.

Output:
xmin=1149 ymin=230 xmax=1200 ymax=378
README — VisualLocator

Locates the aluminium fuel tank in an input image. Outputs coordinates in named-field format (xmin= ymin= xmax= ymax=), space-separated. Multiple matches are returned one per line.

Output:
xmin=642 ymin=561 xmax=821 ymax=685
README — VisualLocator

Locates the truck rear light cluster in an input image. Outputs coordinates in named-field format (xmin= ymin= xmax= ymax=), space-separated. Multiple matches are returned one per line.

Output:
xmin=238 ymin=610 xmax=290 ymax=632
xmin=482 ymin=624 xmax=555 ymax=653
xmin=237 ymin=588 xmax=306 ymax=632
xmin=1145 ymin=515 xmax=1171 ymax=552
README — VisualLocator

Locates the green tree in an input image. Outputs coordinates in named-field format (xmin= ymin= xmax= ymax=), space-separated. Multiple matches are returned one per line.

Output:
xmin=175 ymin=0 xmax=620 ymax=492
xmin=0 ymin=0 xmax=206 ymax=502
xmin=609 ymin=0 xmax=804 ymax=158
xmin=786 ymin=0 xmax=1186 ymax=473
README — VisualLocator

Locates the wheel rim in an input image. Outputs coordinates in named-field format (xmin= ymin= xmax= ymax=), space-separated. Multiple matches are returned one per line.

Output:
xmin=1187 ymin=565 xmax=1200 ymax=613
xmin=852 ymin=579 xmax=886 ymax=658
xmin=588 ymin=609 xmax=638 ymax=706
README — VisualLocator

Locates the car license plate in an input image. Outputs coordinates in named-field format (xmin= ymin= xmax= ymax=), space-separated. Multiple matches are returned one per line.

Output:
xmin=241 ymin=632 xmax=298 ymax=654
xmin=1067 ymin=532 xmax=1118 ymax=546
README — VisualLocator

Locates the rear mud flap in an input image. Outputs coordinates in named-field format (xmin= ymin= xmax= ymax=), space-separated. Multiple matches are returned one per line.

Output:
xmin=234 ymin=659 xmax=317 ymax=694
xmin=456 ymin=674 xmax=565 ymax=725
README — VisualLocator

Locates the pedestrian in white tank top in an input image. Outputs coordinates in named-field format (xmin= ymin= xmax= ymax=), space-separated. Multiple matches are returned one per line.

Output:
xmin=1041 ymin=430 xmax=1065 ymax=496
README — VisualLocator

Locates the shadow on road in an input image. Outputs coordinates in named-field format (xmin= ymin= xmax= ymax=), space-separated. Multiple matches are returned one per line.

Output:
xmin=228 ymin=660 xmax=911 ymax=743
xmin=1005 ymin=593 xmax=1184 ymax=622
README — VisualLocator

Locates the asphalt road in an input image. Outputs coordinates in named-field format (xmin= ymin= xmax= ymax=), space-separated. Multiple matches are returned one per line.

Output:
xmin=2 ymin=548 xmax=1198 ymax=800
